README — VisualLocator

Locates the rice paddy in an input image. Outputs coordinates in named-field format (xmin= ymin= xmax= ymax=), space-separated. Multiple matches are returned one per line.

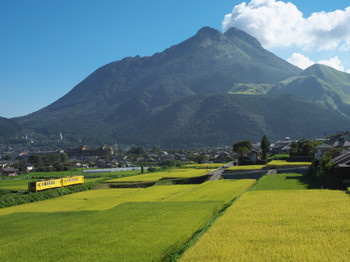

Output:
xmin=179 ymin=190 xmax=350 ymax=261
xmin=106 ymin=168 xmax=209 ymax=183
xmin=253 ymin=173 xmax=318 ymax=190
xmin=266 ymin=160 xmax=311 ymax=166
xmin=182 ymin=163 xmax=225 ymax=169
xmin=0 ymin=179 xmax=256 ymax=261
xmin=2 ymin=165 xmax=349 ymax=261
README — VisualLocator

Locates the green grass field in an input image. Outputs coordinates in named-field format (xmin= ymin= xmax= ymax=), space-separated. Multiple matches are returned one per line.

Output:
xmin=253 ymin=173 xmax=318 ymax=190
xmin=180 ymin=190 xmax=350 ymax=261
xmin=0 ymin=179 xmax=256 ymax=261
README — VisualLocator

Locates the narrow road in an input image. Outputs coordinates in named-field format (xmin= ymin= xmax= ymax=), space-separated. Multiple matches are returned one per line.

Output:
xmin=209 ymin=162 xmax=234 ymax=181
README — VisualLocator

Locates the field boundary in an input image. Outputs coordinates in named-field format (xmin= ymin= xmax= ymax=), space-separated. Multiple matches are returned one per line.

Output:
xmin=164 ymin=180 xmax=257 ymax=262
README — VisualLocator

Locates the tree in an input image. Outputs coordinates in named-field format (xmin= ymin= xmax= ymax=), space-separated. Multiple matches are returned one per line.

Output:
xmin=260 ymin=135 xmax=270 ymax=160
xmin=128 ymin=146 xmax=145 ymax=156
xmin=290 ymin=140 xmax=320 ymax=156
xmin=151 ymin=146 xmax=162 ymax=155
xmin=233 ymin=140 xmax=253 ymax=161
xmin=60 ymin=152 xmax=69 ymax=162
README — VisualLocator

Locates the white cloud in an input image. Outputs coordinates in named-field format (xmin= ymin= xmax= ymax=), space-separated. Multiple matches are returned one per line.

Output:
xmin=287 ymin=53 xmax=350 ymax=73
xmin=318 ymin=56 xmax=345 ymax=72
xmin=222 ymin=0 xmax=350 ymax=50
xmin=287 ymin=53 xmax=314 ymax=69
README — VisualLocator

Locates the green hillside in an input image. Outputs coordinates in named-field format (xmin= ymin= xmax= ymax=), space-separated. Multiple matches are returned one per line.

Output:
xmin=0 ymin=117 xmax=22 ymax=141
xmin=270 ymin=64 xmax=350 ymax=115
xmin=113 ymin=93 xmax=350 ymax=148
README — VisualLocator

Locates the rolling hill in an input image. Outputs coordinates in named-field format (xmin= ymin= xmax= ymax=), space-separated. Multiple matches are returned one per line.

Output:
xmin=270 ymin=64 xmax=350 ymax=115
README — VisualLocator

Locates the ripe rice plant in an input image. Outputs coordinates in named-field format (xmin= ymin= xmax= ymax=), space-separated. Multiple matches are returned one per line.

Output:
xmin=225 ymin=165 xmax=266 ymax=171
xmin=180 ymin=190 xmax=350 ymax=261
xmin=0 ymin=179 xmax=256 ymax=261
xmin=266 ymin=160 xmax=311 ymax=166
xmin=106 ymin=168 xmax=209 ymax=182
xmin=182 ymin=163 xmax=225 ymax=169
xmin=0 ymin=201 xmax=220 ymax=262
xmin=253 ymin=173 xmax=318 ymax=190
xmin=166 ymin=179 xmax=256 ymax=202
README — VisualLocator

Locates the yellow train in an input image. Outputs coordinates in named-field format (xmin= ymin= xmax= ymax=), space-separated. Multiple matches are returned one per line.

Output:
xmin=28 ymin=176 xmax=84 ymax=192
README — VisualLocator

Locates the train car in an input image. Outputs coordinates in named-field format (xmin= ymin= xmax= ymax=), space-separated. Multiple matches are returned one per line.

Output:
xmin=62 ymin=176 xmax=84 ymax=187
xmin=28 ymin=176 xmax=84 ymax=192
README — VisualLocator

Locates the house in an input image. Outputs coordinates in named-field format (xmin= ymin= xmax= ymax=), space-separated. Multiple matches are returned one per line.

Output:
xmin=314 ymin=143 xmax=333 ymax=158
xmin=332 ymin=138 xmax=350 ymax=148
xmin=240 ymin=149 xmax=260 ymax=164
xmin=331 ymin=151 xmax=350 ymax=183
xmin=0 ymin=167 xmax=19 ymax=176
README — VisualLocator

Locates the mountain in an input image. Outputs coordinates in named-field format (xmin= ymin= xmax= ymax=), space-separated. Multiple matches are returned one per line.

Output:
xmin=13 ymin=27 xmax=350 ymax=148
xmin=113 ymin=93 xmax=350 ymax=148
xmin=270 ymin=64 xmax=350 ymax=115
xmin=0 ymin=117 xmax=22 ymax=141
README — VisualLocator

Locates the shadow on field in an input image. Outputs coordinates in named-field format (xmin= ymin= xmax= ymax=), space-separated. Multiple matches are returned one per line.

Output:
xmin=285 ymin=174 xmax=319 ymax=189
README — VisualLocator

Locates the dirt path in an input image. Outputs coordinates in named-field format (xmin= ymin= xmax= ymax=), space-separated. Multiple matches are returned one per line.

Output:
xmin=209 ymin=162 xmax=234 ymax=181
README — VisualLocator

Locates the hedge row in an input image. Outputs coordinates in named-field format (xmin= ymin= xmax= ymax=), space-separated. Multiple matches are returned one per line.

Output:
xmin=0 ymin=181 xmax=100 ymax=208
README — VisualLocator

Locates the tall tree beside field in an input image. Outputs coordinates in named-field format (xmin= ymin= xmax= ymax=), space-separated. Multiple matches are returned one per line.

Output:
xmin=233 ymin=140 xmax=253 ymax=162
xmin=260 ymin=135 xmax=270 ymax=160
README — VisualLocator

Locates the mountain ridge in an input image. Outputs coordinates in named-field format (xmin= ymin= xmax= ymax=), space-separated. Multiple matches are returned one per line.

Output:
xmin=9 ymin=26 xmax=350 ymax=148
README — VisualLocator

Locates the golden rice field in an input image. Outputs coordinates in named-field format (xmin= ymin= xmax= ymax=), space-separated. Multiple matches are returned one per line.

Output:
xmin=266 ymin=160 xmax=311 ymax=166
xmin=225 ymin=164 xmax=266 ymax=171
xmin=225 ymin=160 xmax=311 ymax=172
xmin=180 ymin=190 xmax=350 ymax=261
xmin=0 ymin=179 xmax=256 ymax=261
xmin=182 ymin=163 xmax=225 ymax=169
xmin=106 ymin=168 xmax=209 ymax=182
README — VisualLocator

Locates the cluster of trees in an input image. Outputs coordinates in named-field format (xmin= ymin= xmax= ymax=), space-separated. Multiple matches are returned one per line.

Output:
xmin=24 ymin=152 xmax=72 ymax=172
xmin=310 ymin=147 xmax=344 ymax=189
xmin=232 ymin=135 xmax=270 ymax=162
xmin=290 ymin=140 xmax=321 ymax=157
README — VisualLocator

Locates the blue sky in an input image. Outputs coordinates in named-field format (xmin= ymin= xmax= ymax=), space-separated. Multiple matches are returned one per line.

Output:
xmin=1 ymin=0 xmax=350 ymax=118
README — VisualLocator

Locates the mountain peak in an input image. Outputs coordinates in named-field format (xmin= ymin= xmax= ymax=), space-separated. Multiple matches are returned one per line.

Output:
xmin=224 ymin=27 xmax=262 ymax=48
xmin=194 ymin=26 xmax=222 ymax=40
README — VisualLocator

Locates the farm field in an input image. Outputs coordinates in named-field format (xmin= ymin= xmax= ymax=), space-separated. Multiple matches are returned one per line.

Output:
xmin=253 ymin=173 xmax=318 ymax=190
xmin=225 ymin=164 xmax=266 ymax=171
xmin=225 ymin=160 xmax=311 ymax=173
xmin=182 ymin=163 xmax=225 ymax=169
xmin=106 ymin=168 xmax=210 ymax=183
xmin=0 ymin=179 xmax=256 ymax=261
xmin=266 ymin=160 xmax=311 ymax=166
xmin=179 ymin=189 xmax=350 ymax=261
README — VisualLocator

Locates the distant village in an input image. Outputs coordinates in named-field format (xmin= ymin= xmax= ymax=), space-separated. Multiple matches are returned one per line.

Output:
xmin=1 ymin=132 xmax=350 ymax=179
